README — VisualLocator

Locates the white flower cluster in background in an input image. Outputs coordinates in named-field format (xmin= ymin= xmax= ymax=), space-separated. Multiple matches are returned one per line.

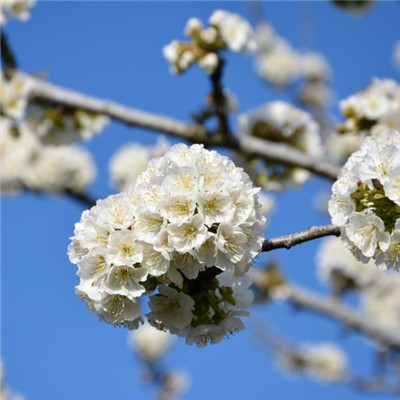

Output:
xmin=338 ymin=78 xmax=400 ymax=137
xmin=129 ymin=323 xmax=173 ymax=361
xmin=361 ymin=272 xmax=400 ymax=332
xmin=109 ymin=137 xmax=169 ymax=191
xmin=69 ymin=144 xmax=265 ymax=346
xmin=255 ymin=22 xmax=332 ymax=109
xmin=0 ymin=0 xmax=35 ymax=25
xmin=238 ymin=101 xmax=322 ymax=190
xmin=25 ymin=102 xmax=110 ymax=145
xmin=0 ymin=116 xmax=96 ymax=194
xmin=0 ymin=72 xmax=32 ymax=120
xmin=278 ymin=343 xmax=348 ymax=384
xmin=394 ymin=41 xmax=400 ymax=71
xmin=0 ymin=360 xmax=25 ymax=400
xmin=163 ymin=9 xmax=256 ymax=75
xmin=329 ymin=130 xmax=400 ymax=271
xmin=317 ymin=237 xmax=378 ymax=292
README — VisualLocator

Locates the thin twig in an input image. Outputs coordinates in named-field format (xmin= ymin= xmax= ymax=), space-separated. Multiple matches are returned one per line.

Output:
xmin=262 ymin=224 xmax=340 ymax=252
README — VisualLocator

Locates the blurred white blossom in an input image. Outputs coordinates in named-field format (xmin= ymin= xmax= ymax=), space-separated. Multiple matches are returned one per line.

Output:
xmin=128 ymin=323 xmax=173 ymax=361
xmin=317 ymin=236 xmax=378 ymax=292
xmin=238 ymin=101 xmax=322 ymax=190
xmin=0 ymin=0 xmax=35 ymax=25
xmin=109 ymin=137 xmax=169 ymax=191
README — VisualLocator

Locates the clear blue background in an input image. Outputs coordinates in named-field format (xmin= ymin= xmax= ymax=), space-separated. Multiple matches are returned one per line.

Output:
xmin=2 ymin=1 xmax=400 ymax=399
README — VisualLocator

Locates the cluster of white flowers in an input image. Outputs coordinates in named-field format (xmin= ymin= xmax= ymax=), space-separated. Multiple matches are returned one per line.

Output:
xmin=0 ymin=72 xmax=32 ymax=120
xmin=25 ymin=102 xmax=110 ymax=145
xmin=394 ymin=41 xmax=400 ymax=71
xmin=128 ymin=323 xmax=173 ymax=361
xmin=0 ymin=116 xmax=96 ymax=194
xmin=163 ymin=10 xmax=256 ymax=75
xmin=0 ymin=0 xmax=35 ymax=25
xmin=109 ymin=137 xmax=169 ymax=191
xmin=0 ymin=360 xmax=25 ymax=400
xmin=317 ymin=237 xmax=378 ymax=292
xmin=329 ymin=130 xmax=400 ymax=271
xmin=69 ymin=144 xmax=265 ymax=346
xmin=238 ymin=101 xmax=322 ymax=190
xmin=278 ymin=343 xmax=348 ymax=384
xmin=361 ymin=272 xmax=400 ymax=332
xmin=255 ymin=22 xmax=332 ymax=109
xmin=338 ymin=78 xmax=400 ymax=137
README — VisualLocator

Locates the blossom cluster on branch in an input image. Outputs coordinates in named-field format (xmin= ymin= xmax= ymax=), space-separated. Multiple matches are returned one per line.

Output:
xmin=254 ymin=21 xmax=332 ymax=110
xmin=0 ymin=116 xmax=96 ymax=194
xmin=69 ymin=144 xmax=265 ymax=346
xmin=163 ymin=10 xmax=256 ymax=75
xmin=329 ymin=130 xmax=400 ymax=271
xmin=0 ymin=0 xmax=35 ymax=25
xmin=237 ymin=101 xmax=322 ymax=190
xmin=109 ymin=137 xmax=169 ymax=192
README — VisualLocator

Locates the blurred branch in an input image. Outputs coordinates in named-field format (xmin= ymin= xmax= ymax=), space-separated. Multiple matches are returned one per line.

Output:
xmin=26 ymin=187 xmax=97 ymax=209
xmin=209 ymin=57 xmax=231 ymax=138
xmin=252 ymin=319 xmax=400 ymax=396
xmin=287 ymin=284 xmax=400 ymax=350
xmin=262 ymin=224 xmax=340 ymax=252
xmin=250 ymin=268 xmax=400 ymax=350
xmin=23 ymin=72 xmax=341 ymax=181
xmin=0 ymin=30 xmax=18 ymax=78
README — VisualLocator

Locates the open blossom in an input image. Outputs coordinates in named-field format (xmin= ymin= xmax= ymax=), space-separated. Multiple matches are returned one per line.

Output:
xmin=208 ymin=10 xmax=256 ymax=53
xmin=0 ymin=117 xmax=96 ymax=194
xmin=109 ymin=137 xmax=169 ymax=191
xmin=278 ymin=343 xmax=347 ymax=384
xmin=338 ymin=78 xmax=400 ymax=137
xmin=128 ymin=323 xmax=173 ymax=361
xmin=69 ymin=144 xmax=265 ymax=345
xmin=361 ymin=272 xmax=400 ymax=332
xmin=256 ymin=41 xmax=299 ymax=87
xmin=317 ymin=237 xmax=378 ymax=292
xmin=25 ymin=102 xmax=109 ymax=145
xmin=0 ymin=72 xmax=32 ymax=120
xmin=329 ymin=130 xmax=400 ymax=271
xmin=238 ymin=101 xmax=322 ymax=190
xmin=0 ymin=0 xmax=35 ymax=24
xmin=163 ymin=10 xmax=255 ymax=75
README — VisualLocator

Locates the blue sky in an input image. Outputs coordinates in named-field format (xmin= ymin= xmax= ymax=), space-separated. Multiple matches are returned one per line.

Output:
xmin=2 ymin=2 xmax=400 ymax=399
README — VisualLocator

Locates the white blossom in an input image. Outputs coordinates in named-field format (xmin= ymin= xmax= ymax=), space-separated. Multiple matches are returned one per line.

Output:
xmin=0 ymin=0 xmax=35 ymax=24
xmin=361 ymin=272 xmax=400 ymax=331
xmin=109 ymin=137 xmax=169 ymax=191
xmin=0 ymin=72 xmax=32 ymax=120
xmin=209 ymin=10 xmax=256 ymax=53
xmin=317 ymin=237 xmax=378 ymax=291
xmin=329 ymin=130 xmax=400 ymax=270
xmin=69 ymin=144 xmax=264 ymax=344
xmin=128 ymin=322 xmax=173 ymax=361
xmin=238 ymin=101 xmax=322 ymax=190
xmin=198 ymin=52 xmax=219 ymax=75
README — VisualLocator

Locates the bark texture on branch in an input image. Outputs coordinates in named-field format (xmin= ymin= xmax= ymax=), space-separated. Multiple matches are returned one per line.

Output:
xmin=23 ymin=73 xmax=341 ymax=181
xmin=262 ymin=225 xmax=340 ymax=252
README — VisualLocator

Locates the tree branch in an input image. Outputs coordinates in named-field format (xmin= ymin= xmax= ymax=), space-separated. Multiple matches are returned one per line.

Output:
xmin=23 ymin=73 xmax=341 ymax=181
xmin=287 ymin=284 xmax=400 ymax=349
xmin=0 ymin=30 xmax=18 ymax=78
xmin=262 ymin=224 xmax=340 ymax=252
